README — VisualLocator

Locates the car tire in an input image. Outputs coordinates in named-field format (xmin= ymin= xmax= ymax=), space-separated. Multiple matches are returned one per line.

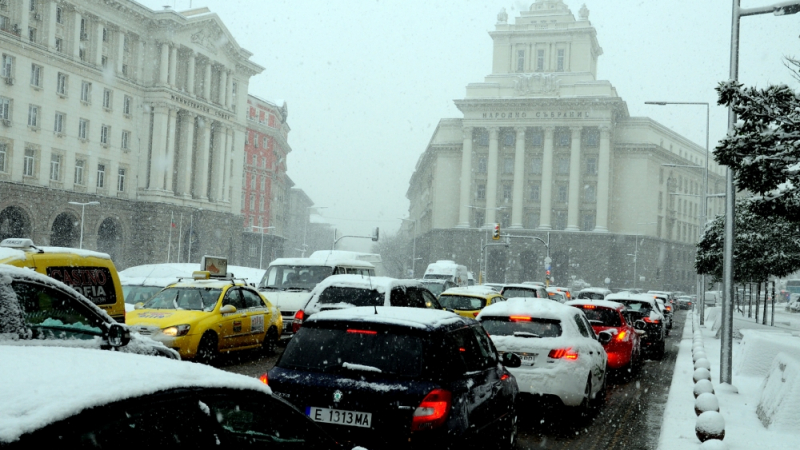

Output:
xmin=655 ymin=340 xmax=666 ymax=360
xmin=261 ymin=326 xmax=278 ymax=354
xmin=590 ymin=369 xmax=607 ymax=408
xmin=196 ymin=332 xmax=219 ymax=365
xmin=492 ymin=411 xmax=518 ymax=450
xmin=578 ymin=376 xmax=592 ymax=418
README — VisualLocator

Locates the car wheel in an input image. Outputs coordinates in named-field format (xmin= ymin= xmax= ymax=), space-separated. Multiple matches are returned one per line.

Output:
xmin=578 ymin=377 xmax=592 ymax=417
xmin=261 ymin=326 xmax=278 ymax=354
xmin=655 ymin=340 xmax=666 ymax=360
xmin=196 ymin=332 xmax=219 ymax=365
xmin=492 ymin=411 xmax=518 ymax=450
xmin=590 ymin=368 xmax=607 ymax=408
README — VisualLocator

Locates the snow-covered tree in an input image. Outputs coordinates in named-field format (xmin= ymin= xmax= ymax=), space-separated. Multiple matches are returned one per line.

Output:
xmin=695 ymin=199 xmax=800 ymax=282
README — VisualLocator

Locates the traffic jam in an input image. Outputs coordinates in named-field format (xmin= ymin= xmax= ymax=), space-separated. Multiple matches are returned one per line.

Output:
xmin=0 ymin=238 xmax=679 ymax=448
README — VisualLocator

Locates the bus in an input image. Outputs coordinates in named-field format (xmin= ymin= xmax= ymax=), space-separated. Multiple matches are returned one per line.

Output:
xmin=786 ymin=279 xmax=800 ymax=295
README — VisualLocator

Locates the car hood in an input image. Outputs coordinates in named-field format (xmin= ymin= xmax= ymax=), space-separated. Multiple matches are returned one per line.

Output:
xmin=126 ymin=309 xmax=212 ymax=328
xmin=260 ymin=290 xmax=313 ymax=314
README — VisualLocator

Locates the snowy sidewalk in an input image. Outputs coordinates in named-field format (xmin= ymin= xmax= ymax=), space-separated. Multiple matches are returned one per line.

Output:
xmin=658 ymin=308 xmax=800 ymax=450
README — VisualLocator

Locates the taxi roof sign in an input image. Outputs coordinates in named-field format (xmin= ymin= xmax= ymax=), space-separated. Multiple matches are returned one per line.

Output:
xmin=192 ymin=271 xmax=211 ymax=280
xmin=1 ymin=238 xmax=35 ymax=249
xmin=200 ymin=256 xmax=227 ymax=278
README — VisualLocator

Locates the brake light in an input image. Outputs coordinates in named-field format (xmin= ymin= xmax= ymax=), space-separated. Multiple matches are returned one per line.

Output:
xmin=501 ymin=373 xmax=510 ymax=381
xmin=292 ymin=310 xmax=305 ymax=333
xmin=509 ymin=316 xmax=532 ymax=322
xmin=346 ymin=329 xmax=377 ymax=335
xmin=472 ymin=311 xmax=480 ymax=317
xmin=666 ymin=306 xmax=672 ymax=312
xmin=258 ymin=373 xmax=268 ymax=385
xmin=643 ymin=317 xmax=660 ymax=324
xmin=615 ymin=331 xmax=627 ymax=342
xmin=411 ymin=389 xmax=452 ymax=432
xmin=548 ymin=348 xmax=578 ymax=360
xmin=583 ymin=304 xmax=596 ymax=309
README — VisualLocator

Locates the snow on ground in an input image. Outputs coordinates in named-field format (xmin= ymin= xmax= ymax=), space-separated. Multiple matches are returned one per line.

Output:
xmin=658 ymin=308 xmax=800 ymax=450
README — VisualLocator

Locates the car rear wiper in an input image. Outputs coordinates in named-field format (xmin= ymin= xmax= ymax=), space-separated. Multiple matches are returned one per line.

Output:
xmin=342 ymin=362 xmax=382 ymax=373
xmin=513 ymin=331 xmax=540 ymax=338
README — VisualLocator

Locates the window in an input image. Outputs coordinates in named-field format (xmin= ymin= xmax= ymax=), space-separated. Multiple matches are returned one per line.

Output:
xmin=503 ymin=157 xmax=514 ymax=174
xmin=502 ymin=184 xmax=512 ymax=202
xmin=50 ymin=154 xmax=61 ymax=181
xmin=28 ymin=27 xmax=36 ymax=44
xmin=477 ymin=156 xmax=487 ymax=173
xmin=582 ymin=214 xmax=595 ymax=231
xmin=536 ymin=49 xmax=545 ymax=71
xmin=248 ymin=244 xmax=257 ymax=257
xmin=554 ymin=211 xmax=567 ymax=230
xmin=586 ymin=156 xmax=597 ymax=175
xmin=0 ymin=97 xmax=9 ymax=120
xmin=249 ymin=194 xmax=255 ymax=210
xmin=123 ymin=96 xmax=131 ymax=115
xmin=23 ymin=148 xmax=35 ymax=177
xmin=557 ymin=184 xmax=568 ymax=203
xmin=658 ymin=192 xmax=663 ymax=210
xmin=526 ymin=212 xmax=539 ymax=229
xmin=254 ymin=135 xmax=259 ymax=148
xmin=117 ymin=168 xmax=126 ymax=191
xmin=121 ymin=64 xmax=128 ymax=76
xmin=476 ymin=128 xmax=489 ymax=146
xmin=121 ymin=130 xmax=130 ymax=150
xmin=102 ymin=27 xmax=108 ymax=42
xmin=102 ymin=89 xmax=112 ymax=109
xmin=231 ymin=82 xmax=237 ymax=112
xmin=100 ymin=124 xmax=109 ymax=144
xmin=584 ymin=129 xmax=600 ymax=147
xmin=27 ymin=104 xmax=38 ymax=128
xmin=557 ymin=49 xmax=565 ymax=71
xmin=78 ymin=118 xmax=88 ymax=140
xmin=556 ymin=129 xmax=570 ymax=147
xmin=530 ymin=156 xmax=543 ymax=174
xmin=2 ymin=54 xmax=13 ymax=79
xmin=101 ymin=56 xmax=107 ymax=68
xmin=79 ymin=48 xmax=85 ymax=61
xmin=474 ymin=211 xmax=485 ymax=228
xmin=556 ymin=156 xmax=569 ymax=174
xmin=250 ymin=176 xmax=256 ymax=189
xmin=516 ymin=49 xmax=524 ymax=72
xmin=55 ymin=38 xmax=63 ymax=53
xmin=0 ymin=16 xmax=8 ymax=33
xmin=29 ymin=0 xmax=36 ymax=11
xmin=56 ymin=7 xmax=63 ymax=23
xmin=30 ymin=64 xmax=41 ymax=87
xmin=502 ymin=131 xmax=515 ymax=147
xmin=477 ymin=183 xmax=486 ymax=200
xmin=56 ymin=72 xmax=67 ymax=95
xmin=80 ymin=81 xmax=91 ymax=103
xmin=96 ymin=164 xmax=105 ymax=188
xmin=260 ymin=177 xmax=266 ymax=190
xmin=54 ymin=112 xmax=64 ymax=133
xmin=74 ymin=159 xmax=85 ymax=185
xmin=526 ymin=129 xmax=543 ymax=147
xmin=0 ymin=143 xmax=6 ymax=172
xmin=529 ymin=184 xmax=540 ymax=201
xmin=584 ymin=184 xmax=596 ymax=202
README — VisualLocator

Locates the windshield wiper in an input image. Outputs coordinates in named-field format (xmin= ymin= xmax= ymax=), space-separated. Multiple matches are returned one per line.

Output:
xmin=341 ymin=362 xmax=382 ymax=373
xmin=513 ymin=331 xmax=540 ymax=338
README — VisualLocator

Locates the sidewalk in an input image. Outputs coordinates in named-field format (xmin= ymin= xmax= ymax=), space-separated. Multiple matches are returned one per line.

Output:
xmin=658 ymin=307 xmax=800 ymax=450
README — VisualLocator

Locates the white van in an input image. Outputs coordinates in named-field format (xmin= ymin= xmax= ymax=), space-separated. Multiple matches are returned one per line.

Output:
xmin=257 ymin=255 xmax=376 ymax=338
xmin=423 ymin=260 xmax=468 ymax=287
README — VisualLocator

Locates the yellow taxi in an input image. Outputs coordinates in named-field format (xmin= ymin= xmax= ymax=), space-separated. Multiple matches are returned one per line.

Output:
xmin=437 ymin=286 xmax=506 ymax=318
xmin=126 ymin=257 xmax=282 ymax=363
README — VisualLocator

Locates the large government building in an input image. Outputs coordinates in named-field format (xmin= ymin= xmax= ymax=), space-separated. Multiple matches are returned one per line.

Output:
xmin=406 ymin=1 xmax=726 ymax=291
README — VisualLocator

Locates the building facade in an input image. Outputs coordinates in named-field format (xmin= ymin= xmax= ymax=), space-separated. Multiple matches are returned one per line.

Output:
xmin=406 ymin=1 xmax=726 ymax=291
xmin=0 ymin=0 xmax=263 ymax=267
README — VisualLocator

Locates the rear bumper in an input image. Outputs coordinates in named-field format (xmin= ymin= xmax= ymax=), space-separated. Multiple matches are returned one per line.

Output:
xmin=509 ymin=367 xmax=586 ymax=406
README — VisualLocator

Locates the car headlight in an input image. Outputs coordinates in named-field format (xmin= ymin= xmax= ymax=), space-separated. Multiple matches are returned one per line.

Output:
xmin=162 ymin=324 xmax=191 ymax=337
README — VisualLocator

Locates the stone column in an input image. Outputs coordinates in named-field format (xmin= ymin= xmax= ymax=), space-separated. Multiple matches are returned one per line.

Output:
xmin=456 ymin=127 xmax=473 ymax=228
xmin=94 ymin=22 xmax=103 ymax=67
xmin=138 ymin=105 xmax=151 ymax=189
xmin=148 ymin=105 xmax=169 ymax=190
xmin=72 ymin=12 xmax=82 ymax=59
xmin=230 ymin=127 xmax=246 ymax=212
xmin=168 ymin=45 xmax=177 ymax=87
xmin=136 ymin=40 xmax=145 ymax=82
xmin=222 ymin=126 xmax=232 ymax=201
xmin=187 ymin=52 xmax=196 ymax=96
xmin=510 ymin=126 xmax=526 ymax=229
xmin=175 ymin=111 xmax=196 ymax=197
xmin=219 ymin=69 xmax=228 ymax=107
xmin=566 ymin=126 xmax=583 ymax=231
xmin=226 ymin=71 xmax=234 ymax=110
xmin=47 ymin=1 xmax=57 ymax=49
xmin=193 ymin=117 xmax=212 ymax=200
xmin=116 ymin=31 xmax=125 ymax=75
xmin=539 ymin=126 xmax=555 ymax=230
xmin=485 ymin=127 xmax=500 ymax=225
xmin=164 ymin=106 xmax=178 ymax=193
xmin=210 ymin=123 xmax=226 ymax=202
xmin=159 ymin=42 xmax=169 ymax=85
xmin=203 ymin=62 xmax=212 ymax=100
xmin=20 ymin=0 xmax=29 ymax=43
xmin=594 ymin=126 xmax=612 ymax=232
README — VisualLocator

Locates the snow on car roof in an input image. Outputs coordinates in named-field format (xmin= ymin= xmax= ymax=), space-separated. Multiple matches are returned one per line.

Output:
xmin=605 ymin=292 xmax=658 ymax=305
xmin=306 ymin=306 xmax=467 ymax=330
xmin=119 ymin=263 xmax=264 ymax=287
xmin=0 ymin=246 xmax=111 ymax=263
xmin=268 ymin=256 xmax=374 ymax=268
xmin=477 ymin=297 xmax=581 ymax=322
xmin=565 ymin=299 xmax=626 ymax=310
xmin=441 ymin=286 xmax=498 ymax=297
xmin=501 ymin=284 xmax=540 ymax=290
xmin=165 ymin=278 xmax=246 ymax=289
xmin=313 ymin=275 xmax=419 ymax=294
xmin=0 ymin=345 xmax=270 ymax=442
xmin=578 ymin=287 xmax=612 ymax=294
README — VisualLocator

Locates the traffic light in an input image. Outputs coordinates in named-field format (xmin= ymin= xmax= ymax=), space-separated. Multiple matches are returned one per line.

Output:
xmin=492 ymin=223 xmax=500 ymax=240
xmin=546 ymin=269 xmax=551 ymax=280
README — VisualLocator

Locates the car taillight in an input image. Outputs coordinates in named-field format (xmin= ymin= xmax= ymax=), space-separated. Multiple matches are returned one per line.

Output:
xmin=643 ymin=317 xmax=660 ymax=324
xmin=411 ymin=389 xmax=452 ymax=432
xmin=346 ymin=329 xmax=377 ymax=335
xmin=615 ymin=331 xmax=628 ymax=342
xmin=509 ymin=316 xmax=531 ymax=322
xmin=472 ymin=311 xmax=480 ymax=317
xmin=665 ymin=306 xmax=672 ymax=312
xmin=292 ymin=310 xmax=305 ymax=333
xmin=548 ymin=348 xmax=578 ymax=360
xmin=258 ymin=373 xmax=268 ymax=385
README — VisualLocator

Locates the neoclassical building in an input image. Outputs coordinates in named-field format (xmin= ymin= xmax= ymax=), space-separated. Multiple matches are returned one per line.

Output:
xmin=406 ymin=1 xmax=726 ymax=291
xmin=0 ymin=0 xmax=263 ymax=267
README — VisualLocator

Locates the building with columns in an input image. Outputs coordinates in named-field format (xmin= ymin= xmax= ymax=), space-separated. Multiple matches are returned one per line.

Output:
xmin=406 ymin=1 xmax=726 ymax=291
xmin=0 ymin=0 xmax=263 ymax=268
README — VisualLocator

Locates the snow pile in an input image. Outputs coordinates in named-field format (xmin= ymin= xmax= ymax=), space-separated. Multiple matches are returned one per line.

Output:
xmin=734 ymin=329 xmax=800 ymax=377
xmin=696 ymin=410 xmax=725 ymax=440
xmin=705 ymin=307 xmax=722 ymax=332
xmin=755 ymin=352 xmax=800 ymax=431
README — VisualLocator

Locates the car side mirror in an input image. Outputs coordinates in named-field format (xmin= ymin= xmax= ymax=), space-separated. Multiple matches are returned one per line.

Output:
xmin=597 ymin=330 xmax=613 ymax=345
xmin=134 ymin=302 xmax=144 ymax=310
xmin=106 ymin=323 xmax=130 ymax=347
xmin=501 ymin=352 xmax=521 ymax=368
xmin=220 ymin=304 xmax=237 ymax=314
xmin=634 ymin=320 xmax=646 ymax=330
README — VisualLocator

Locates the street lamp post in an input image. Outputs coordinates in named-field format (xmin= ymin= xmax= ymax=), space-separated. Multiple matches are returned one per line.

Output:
xmin=398 ymin=218 xmax=418 ymax=278
xmin=251 ymin=225 xmax=275 ymax=269
xmin=67 ymin=201 xmax=100 ymax=249
xmin=720 ymin=0 xmax=800 ymax=385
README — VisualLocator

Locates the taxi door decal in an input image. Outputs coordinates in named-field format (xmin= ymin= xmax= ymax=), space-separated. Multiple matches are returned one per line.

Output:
xmin=233 ymin=320 xmax=242 ymax=333
xmin=251 ymin=314 xmax=265 ymax=333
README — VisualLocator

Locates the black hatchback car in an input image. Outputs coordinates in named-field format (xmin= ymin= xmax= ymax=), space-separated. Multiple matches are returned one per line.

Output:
xmin=265 ymin=307 xmax=521 ymax=449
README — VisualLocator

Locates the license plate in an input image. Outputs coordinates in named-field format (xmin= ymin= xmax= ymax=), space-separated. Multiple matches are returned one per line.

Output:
xmin=305 ymin=407 xmax=372 ymax=428
xmin=521 ymin=355 xmax=536 ymax=366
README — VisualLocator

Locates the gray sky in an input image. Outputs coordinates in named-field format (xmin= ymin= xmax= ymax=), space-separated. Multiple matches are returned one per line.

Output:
xmin=139 ymin=0 xmax=799 ymax=250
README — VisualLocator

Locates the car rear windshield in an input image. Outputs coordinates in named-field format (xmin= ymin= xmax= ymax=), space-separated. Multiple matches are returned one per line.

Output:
xmin=574 ymin=306 xmax=621 ymax=327
xmin=278 ymin=326 xmax=424 ymax=378
xmin=613 ymin=300 xmax=653 ymax=316
xmin=438 ymin=295 xmax=486 ymax=311
xmin=144 ymin=288 xmax=221 ymax=312
xmin=502 ymin=287 xmax=540 ymax=298
xmin=480 ymin=317 xmax=562 ymax=338
xmin=577 ymin=292 xmax=605 ymax=300
xmin=317 ymin=286 xmax=383 ymax=307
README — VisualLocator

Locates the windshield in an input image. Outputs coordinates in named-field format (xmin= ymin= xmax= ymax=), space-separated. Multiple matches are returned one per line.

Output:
xmin=577 ymin=292 xmax=606 ymax=300
xmin=422 ymin=274 xmax=452 ymax=280
xmin=438 ymin=295 xmax=486 ymax=311
xmin=574 ymin=306 xmax=622 ymax=327
xmin=144 ymin=288 xmax=221 ymax=312
xmin=278 ymin=326 xmax=424 ymax=378
xmin=480 ymin=317 xmax=562 ymax=338
xmin=122 ymin=286 xmax=163 ymax=305
xmin=259 ymin=265 xmax=333 ymax=291
xmin=317 ymin=286 xmax=383 ymax=307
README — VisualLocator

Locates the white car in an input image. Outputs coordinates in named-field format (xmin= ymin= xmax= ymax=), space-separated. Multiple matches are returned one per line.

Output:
xmin=477 ymin=298 xmax=610 ymax=410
